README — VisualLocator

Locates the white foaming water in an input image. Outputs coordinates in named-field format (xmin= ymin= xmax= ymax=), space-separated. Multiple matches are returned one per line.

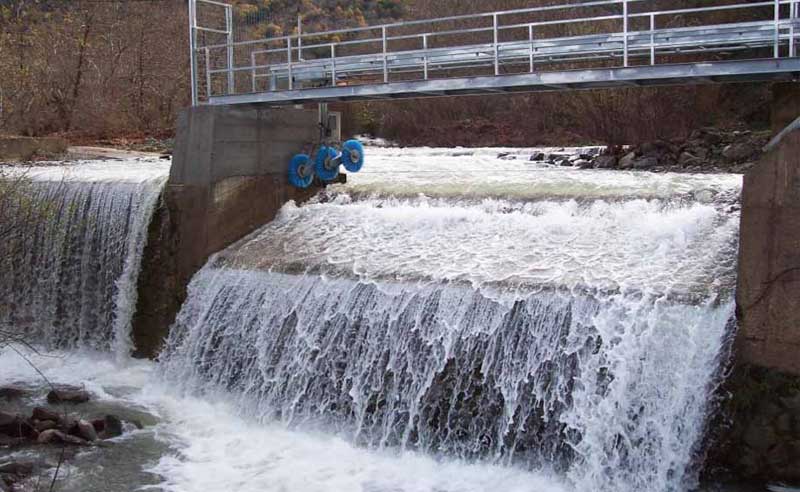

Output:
xmin=0 ymin=349 xmax=568 ymax=492
xmin=224 ymin=196 xmax=738 ymax=299
xmin=0 ymin=148 xmax=743 ymax=492
xmin=0 ymin=159 xmax=169 ymax=357
xmin=342 ymin=145 xmax=742 ymax=200
xmin=159 ymin=147 xmax=742 ymax=492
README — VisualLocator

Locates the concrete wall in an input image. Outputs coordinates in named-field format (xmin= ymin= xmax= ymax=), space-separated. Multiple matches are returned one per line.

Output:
xmin=736 ymin=127 xmax=800 ymax=376
xmin=132 ymin=104 xmax=327 ymax=357
xmin=704 ymin=116 xmax=800 ymax=483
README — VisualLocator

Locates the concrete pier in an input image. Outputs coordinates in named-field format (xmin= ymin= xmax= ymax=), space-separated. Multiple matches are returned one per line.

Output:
xmin=131 ymin=104 xmax=329 ymax=357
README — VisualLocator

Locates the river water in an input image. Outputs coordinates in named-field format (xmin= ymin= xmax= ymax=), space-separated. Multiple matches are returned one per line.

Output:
xmin=0 ymin=148 xmax=756 ymax=492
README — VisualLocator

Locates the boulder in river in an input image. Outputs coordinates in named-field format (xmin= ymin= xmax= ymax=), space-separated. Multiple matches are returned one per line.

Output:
xmin=70 ymin=420 xmax=98 ymax=442
xmin=594 ymin=154 xmax=617 ymax=169
xmin=46 ymin=386 xmax=90 ymax=404
xmin=99 ymin=415 xmax=123 ymax=439
xmin=618 ymin=151 xmax=637 ymax=169
xmin=31 ymin=407 xmax=60 ymax=423
xmin=0 ymin=412 xmax=35 ymax=439
xmin=36 ymin=429 xmax=87 ymax=446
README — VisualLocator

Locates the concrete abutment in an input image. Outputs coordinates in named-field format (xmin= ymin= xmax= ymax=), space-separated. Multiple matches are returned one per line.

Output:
xmin=131 ymin=104 xmax=332 ymax=357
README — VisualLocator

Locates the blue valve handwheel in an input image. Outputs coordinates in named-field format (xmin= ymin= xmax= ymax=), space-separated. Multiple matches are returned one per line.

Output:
xmin=315 ymin=146 xmax=340 ymax=181
xmin=288 ymin=154 xmax=313 ymax=189
xmin=341 ymin=139 xmax=365 ymax=173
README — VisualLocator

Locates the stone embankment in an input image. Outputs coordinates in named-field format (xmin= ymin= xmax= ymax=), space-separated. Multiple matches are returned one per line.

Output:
xmin=526 ymin=128 xmax=771 ymax=173
xmin=0 ymin=384 xmax=134 ymax=492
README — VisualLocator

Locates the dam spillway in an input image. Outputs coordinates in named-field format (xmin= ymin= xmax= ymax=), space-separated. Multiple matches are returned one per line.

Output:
xmin=0 ymin=160 xmax=169 ymax=359
xmin=159 ymin=146 xmax=743 ymax=492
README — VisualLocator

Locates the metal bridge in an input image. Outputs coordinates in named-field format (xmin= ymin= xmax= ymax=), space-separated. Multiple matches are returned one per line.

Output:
xmin=188 ymin=0 xmax=800 ymax=107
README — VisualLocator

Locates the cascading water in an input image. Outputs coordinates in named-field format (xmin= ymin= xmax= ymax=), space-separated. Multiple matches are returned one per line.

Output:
xmin=0 ymin=160 xmax=169 ymax=358
xmin=160 ymin=147 xmax=743 ymax=492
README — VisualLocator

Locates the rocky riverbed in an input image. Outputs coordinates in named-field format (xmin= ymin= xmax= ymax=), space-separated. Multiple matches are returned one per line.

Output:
xmin=512 ymin=128 xmax=770 ymax=174
xmin=0 ymin=380 xmax=164 ymax=492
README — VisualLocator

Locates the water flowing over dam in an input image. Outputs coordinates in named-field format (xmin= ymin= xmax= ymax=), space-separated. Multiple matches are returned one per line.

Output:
xmin=160 ymin=147 xmax=743 ymax=492
xmin=0 ymin=160 xmax=169 ymax=359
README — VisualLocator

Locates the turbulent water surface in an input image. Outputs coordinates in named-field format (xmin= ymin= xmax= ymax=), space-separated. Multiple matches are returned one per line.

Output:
xmin=1 ymin=148 xmax=744 ymax=492
xmin=160 ymin=147 xmax=742 ymax=492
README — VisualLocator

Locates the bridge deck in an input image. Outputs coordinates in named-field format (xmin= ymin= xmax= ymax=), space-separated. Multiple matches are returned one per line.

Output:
xmin=189 ymin=0 xmax=800 ymax=106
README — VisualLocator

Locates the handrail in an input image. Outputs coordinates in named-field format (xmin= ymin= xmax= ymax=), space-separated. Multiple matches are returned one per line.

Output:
xmin=189 ymin=0 xmax=800 ymax=105
xmin=200 ymin=0 xmax=787 ymax=51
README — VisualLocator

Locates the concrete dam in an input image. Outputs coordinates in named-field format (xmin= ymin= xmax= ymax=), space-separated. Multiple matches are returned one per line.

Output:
xmin=1 ymin=0 xmax=800 ymax=490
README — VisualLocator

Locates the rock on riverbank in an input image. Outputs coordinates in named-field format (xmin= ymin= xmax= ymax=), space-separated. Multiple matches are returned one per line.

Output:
xmin=525 ymin=128 xmax=770 ymax=173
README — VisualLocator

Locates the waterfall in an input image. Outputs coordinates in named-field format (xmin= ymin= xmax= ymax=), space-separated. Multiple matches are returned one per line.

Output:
xmin=0 ymin=160 xmax=169 ymax=357
xmin=161 ymin=149 xmax=743 ymax=492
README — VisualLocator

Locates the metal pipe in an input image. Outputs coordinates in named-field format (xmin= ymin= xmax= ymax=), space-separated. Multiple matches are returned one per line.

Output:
xmin=383 ymin=26 xmax=389 ymax=83
xmin=188 ymin=0 xmax=198 ymax=106
xmin=792 ymin=0 xmax=798 ymax=57
xmin=251 ymin=51 xmax=257 ymax=93
xmin=529 ymin=24 xmax=534 ymax=72
xmin=205 ymin=47 xmax=212 ymax=99
xmin=298 ymin=15 xmax=303 ymax=61
xmin=650 ymin=13 xmax=656 ymax=65
xmin=493 ymin=14 xmax=500 ymax=75
xmin=287 ymin=37 xmax=293 ymax=90
xmin=225 ymin=5 xmax=234 ymax=95
xmin=776 ymin=0 xmax=781 ymax=58
xmin=331 ymin=44 xmax=337 ymax=86
xmin=623 ymin=0 xmax=629 ymax=66
xmin=423 ymin=34 xmax=429 ymax=79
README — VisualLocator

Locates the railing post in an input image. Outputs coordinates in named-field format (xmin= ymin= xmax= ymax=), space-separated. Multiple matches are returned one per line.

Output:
xmin=287 ymin=37 xmax=293 ymax=90
xmin=298 ymin=15 xmax=303 ymax=61
xmin=251 ymin=51 xmax=257 ymax=93
xmin=330 ymin=44 xmax=337 ymax=86
xmin=775 ymin=0 xmax=781 ymax=58
xmin=493 ymin=13 xmax=500 ymax=75
xmin=529 ymin=24 xmax=534 ymax=72
xmin=791 ymin=0 xmax=798 ymax=57
xmin=382 ymin=26 xmax=389 ymax=83
xmin=623 ymin=0 xmax=629 ymax=67
xmin=205 ymin=47 xmax=212 ymax=99
xmin=188 ymin=0 xmax=198 ymax=106
xmin=650 ymin=13 xmax=656 ymax=65
xmin=225 ymin=5 xmax=235 ymax=95
xmin=423 ymin=34 xmax=429 ymax=80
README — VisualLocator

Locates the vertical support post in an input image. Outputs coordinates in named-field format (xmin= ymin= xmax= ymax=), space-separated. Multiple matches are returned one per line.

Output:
xmin=623 ymin=0 xmax=629 ymax=67
xmin=205 ymin=48 xmax=212 ymax=99
xmin=188 ymin=0 xmax=198 ymax=106
xmin=330 ymin=44 xmax=337 ymax=86
xmin=318 ymin=103 xmax=329 ymax=143
xmin=528 ymin=24 xmax=534 ymax=72
xmin=493 ymin=14 xmax=500 ymax=75
xmin=791 ymin=0 xmax=798 ymax=57
xmin=649 ymin=13 xmax=656 ymax=65
xmin=225 ymin=6 xmax=234 ymax=95
xmin=287 ymin=37 xmax=293 ymax=90
xmin=382 ymin=26 xmax=389 ymax=83
xmin=423 ymin=34 xmax=429 ymax=80
xmin=298 ymin=15 xmax=303 ymax=61
xmin=775 ymin=0 xmax=781 ymax=59
xmin=251 ymin=51 xmax=257 ymax=93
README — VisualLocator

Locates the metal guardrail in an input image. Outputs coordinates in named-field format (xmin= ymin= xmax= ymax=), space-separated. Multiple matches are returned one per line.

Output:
xmin=188 ymin=0 xmax=800 ymax=106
